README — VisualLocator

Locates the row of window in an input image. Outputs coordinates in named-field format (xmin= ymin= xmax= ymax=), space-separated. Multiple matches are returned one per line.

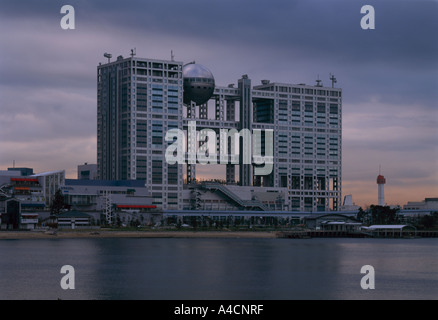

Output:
xmin=259 ymin=85 xmax=341 ymax=97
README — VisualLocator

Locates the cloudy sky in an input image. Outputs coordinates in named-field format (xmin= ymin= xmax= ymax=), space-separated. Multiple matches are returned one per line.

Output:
xmin=0 ymin=0 xmax=437 ymax=207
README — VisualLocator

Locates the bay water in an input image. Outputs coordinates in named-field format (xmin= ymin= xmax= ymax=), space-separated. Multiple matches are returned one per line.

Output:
xmin=0 ymin=237 xmax=436 ymax=300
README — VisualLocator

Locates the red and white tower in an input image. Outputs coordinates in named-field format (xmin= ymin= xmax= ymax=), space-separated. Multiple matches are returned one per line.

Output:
xmin=377 ymin=172 xmax=386 ymax=206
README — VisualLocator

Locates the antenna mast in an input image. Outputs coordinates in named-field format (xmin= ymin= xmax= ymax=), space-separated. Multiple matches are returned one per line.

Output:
xmin=329 ymin=73 xmax=337 ymax=88
xmin=315 ymin=74 xmax=322 ymax=87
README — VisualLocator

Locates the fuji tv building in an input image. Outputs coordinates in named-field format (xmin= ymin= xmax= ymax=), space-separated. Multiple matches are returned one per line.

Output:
xmin=97 ymin=52 xmax=343 ymax=214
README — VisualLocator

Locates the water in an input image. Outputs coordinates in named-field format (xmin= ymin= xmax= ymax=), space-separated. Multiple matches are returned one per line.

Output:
xmin=0 ymin=237 xmax=436 ymax=300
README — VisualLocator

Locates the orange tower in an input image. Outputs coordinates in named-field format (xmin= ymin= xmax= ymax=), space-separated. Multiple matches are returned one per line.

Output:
xmin=377 ymin=172 xmax=386 ymax=206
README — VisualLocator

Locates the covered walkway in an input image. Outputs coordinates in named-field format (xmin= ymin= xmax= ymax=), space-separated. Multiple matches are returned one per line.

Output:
xmin=361 ymin=225 xmax=417 ymax=237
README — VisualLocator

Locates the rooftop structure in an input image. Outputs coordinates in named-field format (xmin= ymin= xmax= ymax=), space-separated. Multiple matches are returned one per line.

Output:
xmin=78 ymin=163 xmax=98 ymax=180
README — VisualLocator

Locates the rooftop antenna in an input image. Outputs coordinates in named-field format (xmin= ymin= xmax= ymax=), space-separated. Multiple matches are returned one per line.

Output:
xmin=329 ymin=73 xmax=337 ymax=88
xmin=316 ymin=74 xmax=322 ymax=87
xmin=104 ymin=52 xmax=112 ymax=63
xmin=171 ymin=50 xmax=175 ymax=62
xmin=130 ymin=48 xmax=136 ymax=58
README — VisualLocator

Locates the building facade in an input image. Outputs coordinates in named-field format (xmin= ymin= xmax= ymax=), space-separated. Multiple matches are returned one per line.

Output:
xmin=97 ymin=55 xmax=184 ymax=210
xmin=404 ymin=198 xmax=438 ymax=211
xmin=97 ymin=54 xmax=342 ymax=211
xmin=61 ymin=179 xmax=154 ymax=211
xmin=0 ymin=169 xmax=64 ymax=209
xmin=78 ymin=163 xmax=98 ymax=180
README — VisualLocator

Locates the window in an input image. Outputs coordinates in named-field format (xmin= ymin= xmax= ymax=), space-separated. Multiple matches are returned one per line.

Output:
xmin=317 ymin=104 xmax=326 ymax=113
xmin=330 ymin=104 xmax=338 ymax=114
xmin=168 ymin=164 xmax=178 ymax=185
xmin=291 ymin=175 xmax=300 ymax=189
xmin=152 ymin=160 xmax=163 ymax=184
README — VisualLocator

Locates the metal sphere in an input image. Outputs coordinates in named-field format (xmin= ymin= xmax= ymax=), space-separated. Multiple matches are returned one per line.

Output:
xmin=183 ymin=63 xmax=215 ymax=105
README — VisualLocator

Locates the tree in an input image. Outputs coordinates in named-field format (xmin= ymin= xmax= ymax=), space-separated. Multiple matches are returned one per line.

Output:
xmin=420 ymin=215 xmax=434 ymax=230
xmin=50 ymin=189 xmax=65 ymax=218
xmin=369 ymin=205 xmax=398 ymax=225
xmin=357 ymin=207 xmax=366 ymax=222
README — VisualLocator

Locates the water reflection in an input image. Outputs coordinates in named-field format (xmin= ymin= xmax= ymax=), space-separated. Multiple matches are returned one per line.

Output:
xmin=0 ymin=238 xmax=436 ymax=300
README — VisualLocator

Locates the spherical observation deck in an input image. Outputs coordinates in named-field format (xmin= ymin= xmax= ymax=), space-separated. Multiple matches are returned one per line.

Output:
xmin=183 ymin=63 xmax=215 ymax=105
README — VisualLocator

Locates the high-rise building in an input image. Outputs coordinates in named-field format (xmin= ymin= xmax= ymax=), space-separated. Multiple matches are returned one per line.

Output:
xmin=97 ymin=53 xmax=342 ymax=211
xmin=97 ymin=54 xmax=184 ymax=210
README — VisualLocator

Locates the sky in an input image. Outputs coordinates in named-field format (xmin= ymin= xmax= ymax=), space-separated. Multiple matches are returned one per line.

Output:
xmin=0 ymin=0 xmax=437 ymax=208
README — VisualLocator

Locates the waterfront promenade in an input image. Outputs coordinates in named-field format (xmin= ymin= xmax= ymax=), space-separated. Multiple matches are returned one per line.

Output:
xmin=0 ymin=229 xmax=278 ymax=240
xmin=1 ymin=228 xmax=437 ymax=240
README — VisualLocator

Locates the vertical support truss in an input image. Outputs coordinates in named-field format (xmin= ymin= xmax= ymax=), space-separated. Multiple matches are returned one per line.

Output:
xmin=187 ymin=101 xmax=197 ymax=184
xmin=102 ymin=190 xmax=114 ymax=225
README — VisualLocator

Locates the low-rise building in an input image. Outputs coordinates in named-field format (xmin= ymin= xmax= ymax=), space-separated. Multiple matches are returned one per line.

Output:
xmin=361 ymin=225 xmax=417 ymax=237
xmin=404 ymin=198 xmax=438 ymax=211
xmin=339 ymin=195 xmax=361 ymax=211
xmin=78 ymin=163 xmax=98 ymax=180
xmin=20 ymin=213 xmax=39 ymax=230
xmin=0 ymin=169 xmax=65 ymax=209
xmin=57 ymin=210 xmax=92 ymax=229
xmin=0 ymin=197 xmax=38 ymax=230
xmin=61 ymin=179 xmax=154 ymax=211
xmin=304 ymin=213 xmax=361 ymax=230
